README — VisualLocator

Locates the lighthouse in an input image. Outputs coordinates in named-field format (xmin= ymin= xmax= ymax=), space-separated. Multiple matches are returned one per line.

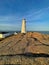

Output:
xmin=21 ymin=19 xmax=26 ymax=33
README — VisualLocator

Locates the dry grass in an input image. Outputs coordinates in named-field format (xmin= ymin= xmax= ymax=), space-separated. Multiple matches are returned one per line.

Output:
xmin=0 ymin=55 xmax=49 ymax=65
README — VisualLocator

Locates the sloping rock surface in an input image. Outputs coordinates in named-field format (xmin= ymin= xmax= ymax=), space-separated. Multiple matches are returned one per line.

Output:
xmin=0 ymin=32 xmax=49 ymax=55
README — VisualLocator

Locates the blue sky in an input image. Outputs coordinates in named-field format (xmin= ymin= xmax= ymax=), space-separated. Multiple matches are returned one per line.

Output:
xmin=0 ymin=0 xmax=49 ymax=31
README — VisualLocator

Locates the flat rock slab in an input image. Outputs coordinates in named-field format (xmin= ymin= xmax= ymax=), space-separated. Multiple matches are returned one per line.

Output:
xmin=0 ymin=32 xmax=49 ymax=55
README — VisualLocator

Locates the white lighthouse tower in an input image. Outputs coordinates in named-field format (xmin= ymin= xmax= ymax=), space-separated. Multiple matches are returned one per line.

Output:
xmin=21 ymin=19 xmax=26 ymax=33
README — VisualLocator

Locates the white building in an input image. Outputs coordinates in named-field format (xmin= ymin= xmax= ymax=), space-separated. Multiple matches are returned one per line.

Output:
xmin=0 ymin=34 xmax=4 ymax=39
xmin=21 ymin=19 xmax=26 ymax=33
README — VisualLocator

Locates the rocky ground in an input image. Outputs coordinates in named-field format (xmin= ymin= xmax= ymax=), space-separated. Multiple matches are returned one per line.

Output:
xmin=0 ymin=32 xmax=49 ymax=65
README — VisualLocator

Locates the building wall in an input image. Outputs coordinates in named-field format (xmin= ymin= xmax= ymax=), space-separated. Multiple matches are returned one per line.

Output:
xmin=0 ymin=34 xmax=4 ymax=38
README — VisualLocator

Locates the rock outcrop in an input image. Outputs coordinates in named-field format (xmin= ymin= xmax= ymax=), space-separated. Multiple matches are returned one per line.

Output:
xmin=0 ymin=32 xmax=49 ymax=55
xmin=0 ymin=32 xmax=49 ymax=65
